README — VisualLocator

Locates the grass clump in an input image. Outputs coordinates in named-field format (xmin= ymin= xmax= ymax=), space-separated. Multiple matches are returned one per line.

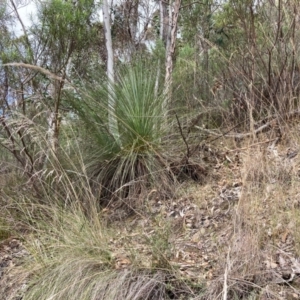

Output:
xmin=23 ymin=204 xmax=111 ymax=300
xmin=21 ymin=202 xmax=193 ymax=300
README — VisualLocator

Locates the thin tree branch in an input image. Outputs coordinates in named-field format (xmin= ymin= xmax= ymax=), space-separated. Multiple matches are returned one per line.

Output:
xmin=10 ymin=0 xmax=33 ymax=61
xmin=3 ymin=63 xmax=65 ymax=82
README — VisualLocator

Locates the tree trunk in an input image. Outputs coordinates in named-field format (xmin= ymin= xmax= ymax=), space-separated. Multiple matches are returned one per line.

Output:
xmin=102 ymin=0 xmax=120 ymax=143
xmin=155 ymin=0 xmax=168 ymax=97
xmin=128 ymin=0 xmax=139 ymax=45
xmin=163 ymin=0 xmax=181 ymax=111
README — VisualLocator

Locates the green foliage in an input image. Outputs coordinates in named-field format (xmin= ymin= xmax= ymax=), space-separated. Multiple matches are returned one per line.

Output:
xmin=68 ymin=62 xmax=173 ymax=201
xmin=148 ymin=217 xmax=172 ymax=269
xmin=173 ymin=44 xmax=198 ymax=107
xmin=151 ymin=39 xmax=166 ymax=61
xmin=116 ymin=63 xmax=165 ymax=150
xmin=0 ymin=1 xmax=12 ymax=30
xmin=0 ymin=33 xmax=26 ymax=64
xmin=0 ymin=222 xmax=10 ymax=242
xmin=35 ymin=0 xmax=96 ymax=69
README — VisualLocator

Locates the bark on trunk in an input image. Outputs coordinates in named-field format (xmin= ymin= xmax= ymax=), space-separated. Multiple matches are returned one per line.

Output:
xmin=163 ymin=0 xmax=181 ymax=110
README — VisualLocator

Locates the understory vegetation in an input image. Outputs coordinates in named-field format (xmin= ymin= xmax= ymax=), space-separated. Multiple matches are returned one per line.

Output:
xmin=1 ymin=1 xmax=300 ymax=299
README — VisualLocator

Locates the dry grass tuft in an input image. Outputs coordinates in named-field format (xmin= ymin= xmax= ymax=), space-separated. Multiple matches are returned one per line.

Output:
xmin=19 ymin=202 xmax=195 ymax=300
xmin=200 ymin=131 xmax=300 ymax=299
xmin=26 ymin=267 xmax=186 ymax=300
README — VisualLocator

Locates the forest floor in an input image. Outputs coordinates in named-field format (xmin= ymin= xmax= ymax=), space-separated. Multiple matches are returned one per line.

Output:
xmin=2 ymin=121 xmax=300 ymax=299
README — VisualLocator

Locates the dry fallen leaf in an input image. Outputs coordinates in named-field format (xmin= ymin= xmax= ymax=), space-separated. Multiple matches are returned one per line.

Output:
xmin=115 ymin=257 xmax=131 ymax=269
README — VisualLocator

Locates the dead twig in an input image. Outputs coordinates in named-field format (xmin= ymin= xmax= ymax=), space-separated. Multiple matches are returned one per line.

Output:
xmin=225 ymin=138 xmax=279 ymax=152
xmin=195 ymin=109 xmax=300 ymax=140
xmin=175 ymin=113 xmax=190 ymax=161
xmin=195 ymin=122 xmax=271 ymax=140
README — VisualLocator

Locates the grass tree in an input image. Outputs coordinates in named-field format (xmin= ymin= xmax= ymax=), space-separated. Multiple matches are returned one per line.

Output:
xmin=69 ymin=61 xmax=174 ymax=204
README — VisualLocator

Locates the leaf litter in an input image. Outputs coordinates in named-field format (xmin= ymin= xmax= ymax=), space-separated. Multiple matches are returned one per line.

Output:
xmin=3 ymin=132 xmax=300 ymax=299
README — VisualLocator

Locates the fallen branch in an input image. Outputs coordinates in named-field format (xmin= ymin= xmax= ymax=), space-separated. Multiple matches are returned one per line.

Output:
xmin=195 ymin=122 xmax=271 ymax=139
xmin=175 ymin=113 xmax=190 ymax=160
xmin=225 ymin=138 xmax=279 ymax=152
xmin=195 ymin=110 xmax=300 ymax=140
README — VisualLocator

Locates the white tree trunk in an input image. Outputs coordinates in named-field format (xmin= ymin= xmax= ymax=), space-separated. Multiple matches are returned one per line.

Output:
xmin=163 ymin=0 xmax=181 ymax=111
xmin=129 ymin=0 xmax=139 ymax=46
xmin=47 ymin=111 xmax=57 ymax=152
xmin=102 ymin=0 xmax=120 ymax=143
xmin=154 ymin=0 xmax=167 ymax=97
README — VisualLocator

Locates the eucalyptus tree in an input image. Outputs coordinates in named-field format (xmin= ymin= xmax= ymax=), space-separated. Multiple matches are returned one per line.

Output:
xmin=0 ymin=4 xmax=53 ymax=196
xmin=102 ymin=0 xmax=119 ymax=142
xmin=33 ymin=0 xmax=97 ymax=153
xmin=111 ymin=0 xmax=156 ymax=60
xmin=163 ymin=0 xmax=181 ymax=110
xmin=172 ymin=0 xmax=225 ymax=110
xmin=0 ymin=0 xmax=99 ymax=193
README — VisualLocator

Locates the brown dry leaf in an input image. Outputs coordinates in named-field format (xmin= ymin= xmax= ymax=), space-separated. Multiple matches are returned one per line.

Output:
xmin=278 ymin=255 xmax=287 ymax=268
xmin=264 ymin=258 xmax=278 ymax=269
xmin=281 ymin=230 xmax=290 ymax=243
xmin=191 ymin=231 xmax=202 ymax=243
xmin=115 ymin=257 xmax=131 ymax=270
